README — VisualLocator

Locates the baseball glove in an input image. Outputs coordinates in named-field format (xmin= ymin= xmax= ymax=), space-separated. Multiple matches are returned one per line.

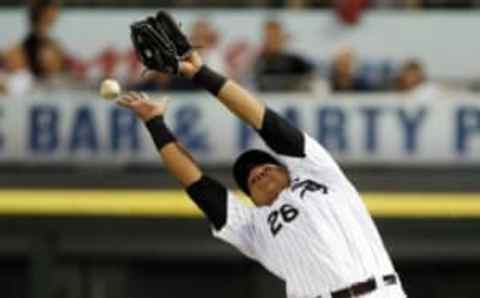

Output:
xmin=155 ymin=10 xmax=192 ymax=58
xmin=130 ymin=11 xmax=192 ymax=74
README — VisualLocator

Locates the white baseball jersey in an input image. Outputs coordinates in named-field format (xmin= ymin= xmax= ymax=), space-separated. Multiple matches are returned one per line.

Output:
xmin=213 ymin=134 xmax=407 ymax=298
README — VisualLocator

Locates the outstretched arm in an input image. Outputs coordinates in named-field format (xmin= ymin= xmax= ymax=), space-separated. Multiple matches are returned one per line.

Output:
xmin=216 ymin=80 xmax=266 ymax=130
xmin=118 ymin=92 xmax=201 ymax=187
xmin=180 ymin=52 xmax=305 ymax=157
xmin=117 ymin=92 xmax=227 ymax=229
xmin=180 ymin=52 xmax=264 ymax=129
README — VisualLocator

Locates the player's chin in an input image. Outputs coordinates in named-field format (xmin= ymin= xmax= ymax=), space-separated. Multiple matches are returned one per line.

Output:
xmin=252 ymin=194 xmax=276 ymax=207
xmin=255 ymin=181 xmax=283 ymax=205
xmin=261 ymin=179 xmax=277 ymax=192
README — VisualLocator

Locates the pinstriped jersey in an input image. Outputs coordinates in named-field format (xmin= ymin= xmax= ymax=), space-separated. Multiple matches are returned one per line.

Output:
xmin=213 ymin=134 xmax=407 ymax=298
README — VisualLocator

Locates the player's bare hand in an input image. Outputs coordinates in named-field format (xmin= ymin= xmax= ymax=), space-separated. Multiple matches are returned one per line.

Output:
xmin=117 ymin=92 xmax=170 ymax=122
xmin=179 ymin=51 xmax=203 ymax=78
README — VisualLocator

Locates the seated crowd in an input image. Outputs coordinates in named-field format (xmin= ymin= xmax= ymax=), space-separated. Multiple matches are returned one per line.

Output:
xmin=0 ymin=0 xmax=436 ymax=98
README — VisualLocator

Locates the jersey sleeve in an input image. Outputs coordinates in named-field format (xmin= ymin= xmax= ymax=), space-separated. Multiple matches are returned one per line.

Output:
xmin=257 ymin=109 xmax=345 ymax=182
xmin=282 ymin=133 xmax=340 ymax=171
xmin=212 ymin=192 xmax=257 ymax=260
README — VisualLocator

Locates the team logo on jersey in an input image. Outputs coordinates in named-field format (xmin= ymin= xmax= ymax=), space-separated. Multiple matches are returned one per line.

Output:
xmin=290 ymin=178 xmax=328 ymax=199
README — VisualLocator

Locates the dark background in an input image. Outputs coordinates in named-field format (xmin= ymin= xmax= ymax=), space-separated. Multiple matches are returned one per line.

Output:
xmin=0 ymin=166 xmax=479 ymax=298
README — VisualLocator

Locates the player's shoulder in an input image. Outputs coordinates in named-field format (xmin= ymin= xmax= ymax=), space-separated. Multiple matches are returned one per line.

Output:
xmin=301 ymin=133 xmax=337 ymax=163
xmin=289 ymin=132 xmax=351 ymax=186
xmin=302 ymin=133 xmax=323 ymax=151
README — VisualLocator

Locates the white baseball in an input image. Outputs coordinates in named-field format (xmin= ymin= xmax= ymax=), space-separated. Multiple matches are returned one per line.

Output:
xmin=100 ymin=79 xmax=121 ymax=100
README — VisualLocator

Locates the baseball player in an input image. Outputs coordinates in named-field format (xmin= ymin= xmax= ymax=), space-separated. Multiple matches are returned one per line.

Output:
xmin=124 ymin=12 xmax=407 ymax=298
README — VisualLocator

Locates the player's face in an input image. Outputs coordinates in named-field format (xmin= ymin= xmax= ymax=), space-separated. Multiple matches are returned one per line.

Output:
xmin=247 ymin=164 xmax=290 ymax=206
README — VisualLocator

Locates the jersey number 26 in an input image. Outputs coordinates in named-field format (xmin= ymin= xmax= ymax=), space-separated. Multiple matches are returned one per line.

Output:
xmin=267 ymin=204 xmax=299 ymax=237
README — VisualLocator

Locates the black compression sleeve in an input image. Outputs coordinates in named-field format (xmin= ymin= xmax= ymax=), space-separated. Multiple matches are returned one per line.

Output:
xmin=257 ymin=108 xmax=305 ymax=158
xmin=145 ymin=115 xmax=176 ymax=150
xmin=186 ymin=176 xmax=227 ymax=230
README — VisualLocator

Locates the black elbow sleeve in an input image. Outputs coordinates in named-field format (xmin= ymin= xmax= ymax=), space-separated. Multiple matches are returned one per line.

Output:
xmin=257 ymin=108 xmax=305 ymax=157
xmin=186 ymin=176 xmax=227 ymax=230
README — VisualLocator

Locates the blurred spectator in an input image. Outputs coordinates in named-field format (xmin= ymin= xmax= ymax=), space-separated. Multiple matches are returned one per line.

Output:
xmin=0 ymin=47 xmax=34 ymax=97
xmin=254 ymin=20 xmax=314 ymax=92
xmin=28 ymin=0 xmax=59 ymax=37
xmin=422 ymin=0 xmax=476 ymax=8
xmin=335 ymin=0 xmax=368 ymax=25
xmin=191 ymin=19 xmax=225 ymax=74
xmin=22 ymin=0 xmax=64 ymax=79
xmin=167 ymin=19 xmax=223 ymax=91
xmin=84 ymin=46 xmax=143 ymax=89
xmin=166 ymin=19 xmax=224 ymax=91
xmin=35 ymin=39 xmax=69 ymax=89
xmin=86 ymin=47 xmax=121 ymax=84
xmin=330 ymin=47 xmax=368 ymax=92
xmin=224 ymin=40 xmax=256 ymax=83
xmin=396 ymin=59 xmax=425 ymax=92
xmin=396 ymin=59 xmax=447 ymax=101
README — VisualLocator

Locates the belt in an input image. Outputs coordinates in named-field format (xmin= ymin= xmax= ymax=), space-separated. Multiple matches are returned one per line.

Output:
xmin=330 ymin=274 xmax=397 ymax=298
